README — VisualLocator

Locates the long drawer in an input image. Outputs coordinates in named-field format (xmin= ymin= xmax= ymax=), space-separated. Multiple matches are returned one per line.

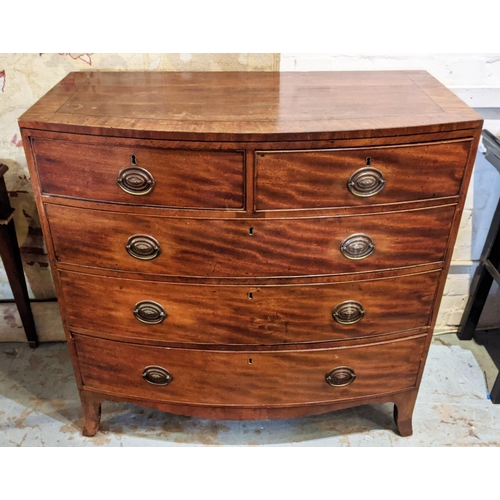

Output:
xmin=46 ymin=204 xmax=456 ymax=278
xmin=255 ymin=140 xmax=471 ymax=210
xmin=61 ymin=270 xmax=440 ymax=345
xmin=74 ymin=334 xmax=427 ymax=406
xmin=32 ymin=137 xmax=245 ymax=209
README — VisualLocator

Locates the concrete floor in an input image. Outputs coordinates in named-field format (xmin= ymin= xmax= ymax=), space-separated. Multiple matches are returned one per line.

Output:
xmin=1 ymin=332 xmax=500 ymax=446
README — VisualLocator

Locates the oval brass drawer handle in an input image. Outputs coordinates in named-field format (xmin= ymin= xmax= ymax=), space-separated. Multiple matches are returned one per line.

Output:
xmin=325 ymin=366 xmax=356 ymax=387
xmin=134 ymin=300 xmax=167 ymax=324
xmin=142 ymin=366 xmax=173 ymax=386
xmin=117 ymin=166 xmax=155 ymax=196
xmin=126 ymin=234 xmax=161 ymax=260
xmin=340 ymin=233 xmax=375 ymax=260
xmin=347 ymin=166 xmax=386 ymax=197
xmin=332 ymin=300 xmax=365 ymax=325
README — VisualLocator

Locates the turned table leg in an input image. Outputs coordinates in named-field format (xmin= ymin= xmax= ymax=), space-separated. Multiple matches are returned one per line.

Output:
xmin=80 ymin=391 xmax=102 ymax=437
xmin=393 ymin=391 xmax=418 ymax=437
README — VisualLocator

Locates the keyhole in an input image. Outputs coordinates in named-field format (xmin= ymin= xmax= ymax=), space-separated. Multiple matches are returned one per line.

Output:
xmin=248 ymin=227 xmax=254 ymax=236
xmin=248 ymin=292 xmax=253 ymax=300
xmin=366 ymin=157 xmax=371 ymax=166
xmin=248 ymin=358 xmax=253 ymax=365
xmin=131 ymin=154 xmax=137 ymax=165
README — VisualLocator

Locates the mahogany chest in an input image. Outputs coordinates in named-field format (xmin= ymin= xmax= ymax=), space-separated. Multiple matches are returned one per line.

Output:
xmin=19 ymin=71 xmax=482 ymax=436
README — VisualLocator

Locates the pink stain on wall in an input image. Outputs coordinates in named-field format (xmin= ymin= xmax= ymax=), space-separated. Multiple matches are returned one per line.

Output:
xmin=59 ymin=53 xmax=93 ymax=65
xmin=11 ymin=134 xmax=23 ymax=147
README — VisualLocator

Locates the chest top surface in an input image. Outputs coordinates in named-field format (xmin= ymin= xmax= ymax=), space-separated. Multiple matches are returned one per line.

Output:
xmin=18 ymin=70 xmax=482 ymax=141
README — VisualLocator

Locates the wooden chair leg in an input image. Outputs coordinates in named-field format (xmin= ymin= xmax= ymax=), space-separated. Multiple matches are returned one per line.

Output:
xmin=393 ymin=390 xmax=418 ymax=437
xmin=0 ymin=220 xmax=39 ymax=348
xmin=458 ymin=188 xmax=500 ymax=342
xmin=490 ymin=372 xmax=500 ymax=404
xmin=80 ymin=391 xmax=103 ymax=437
xmin=458 ymin=263 xmax=494 ymax=341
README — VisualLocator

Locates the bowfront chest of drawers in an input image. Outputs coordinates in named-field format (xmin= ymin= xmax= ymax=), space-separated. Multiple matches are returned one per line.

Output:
xmin=19 ymin=71 xmax=482 ymax=437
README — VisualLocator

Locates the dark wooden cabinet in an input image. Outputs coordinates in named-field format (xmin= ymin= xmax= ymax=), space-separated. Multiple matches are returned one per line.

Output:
xmin=19 ymin=70 xmax=482 ymax=437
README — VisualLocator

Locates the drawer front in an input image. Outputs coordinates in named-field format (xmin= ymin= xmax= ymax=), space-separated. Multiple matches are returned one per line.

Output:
xmin=32 ymin=138 xmax=244 ymax=209
xmin=47 ymin=204 xmax=455 ymax=277
xmin=255 ymin=141 xmax=471 ymax=210
xmin=74 ymin=334 xmax=426 ymax=405
xmin=61 ymin=270 xmax=440 ymax=345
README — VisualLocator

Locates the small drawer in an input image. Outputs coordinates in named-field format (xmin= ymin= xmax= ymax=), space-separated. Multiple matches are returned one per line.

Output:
xmin=255 ymin=140 xmax=472 ymax=210
xmin=32 ymin=137 xmax=244 ymax=209
xmin=61 ymin=270 xmax=440 ymax=345
xmin=46 ymin=203 xmax=455 ymax=278
xmin=74 ymin=334 xmax=426 ymax=406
